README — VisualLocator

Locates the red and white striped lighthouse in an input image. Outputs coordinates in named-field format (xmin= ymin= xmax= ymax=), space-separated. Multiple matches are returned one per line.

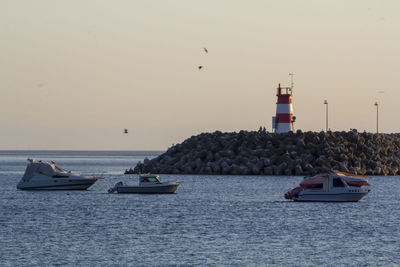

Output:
xmin=272 ymin=83 xmax=295 ymax=133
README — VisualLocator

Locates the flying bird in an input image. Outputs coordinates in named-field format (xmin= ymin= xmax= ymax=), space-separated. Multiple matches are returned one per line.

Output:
xmin=203 ymin=47 xmax=208 ymax=53
xmin=198 ymin=66 xmax=203 ymax=70
xmin=124 ymin=129 xmax=128 ymax=134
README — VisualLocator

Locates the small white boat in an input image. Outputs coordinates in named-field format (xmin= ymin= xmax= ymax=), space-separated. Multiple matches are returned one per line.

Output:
xmin=284 ymin=170 xmax=371 ymax=202
xmin=17 ymin=159 xmax=100 ymax=190
xmin=108 ymin=174 xmax=179 ymax=194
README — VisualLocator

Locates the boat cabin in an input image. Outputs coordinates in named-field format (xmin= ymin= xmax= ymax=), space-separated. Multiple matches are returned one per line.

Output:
xmin=22 ymin=160 xmax=71 ymax=181
xmin=310 ymin=176 xmax=346 ymax=191
xmin=300 ymin=171 xmax=369 ymax=192
xmin=139 ymin=175 xmax=161 ymax=184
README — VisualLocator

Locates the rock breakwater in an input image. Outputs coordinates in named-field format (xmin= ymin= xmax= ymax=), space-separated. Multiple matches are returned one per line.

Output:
xmin=131 ymin=130 xmax=400 ymax=176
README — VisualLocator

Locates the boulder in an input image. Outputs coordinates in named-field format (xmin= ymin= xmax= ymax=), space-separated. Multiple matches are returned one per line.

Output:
xmin=374 ymin=166 xmax=382 ymax=175
xmin=263 ymin=166 xmax=273 ymax=175
xmin=338 ymin=162 xmax=349 ymax=173
xmin=295 ymin=164 xmax=303 ymax=175
xmin=284 ymin=168 xmax=292 ymax=176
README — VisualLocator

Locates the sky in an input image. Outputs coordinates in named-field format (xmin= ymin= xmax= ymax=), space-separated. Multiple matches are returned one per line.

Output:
xmin=1 ymin=0 xmax=399 ymax=150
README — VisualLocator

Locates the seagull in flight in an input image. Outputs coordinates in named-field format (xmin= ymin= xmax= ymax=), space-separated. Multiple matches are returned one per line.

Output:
xmin=203 ymin=47 xmax=208 ymax=53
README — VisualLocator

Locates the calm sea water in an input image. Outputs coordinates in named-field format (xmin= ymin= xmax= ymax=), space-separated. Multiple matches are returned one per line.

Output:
xmin=0 ymin=151 xmax=399 ymax=266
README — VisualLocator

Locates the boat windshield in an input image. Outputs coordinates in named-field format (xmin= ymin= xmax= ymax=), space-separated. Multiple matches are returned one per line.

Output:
xmin=140 ymin=176 xmax=160 ymax=183
xmin=54 ymin=165 xmax=69 ymax=174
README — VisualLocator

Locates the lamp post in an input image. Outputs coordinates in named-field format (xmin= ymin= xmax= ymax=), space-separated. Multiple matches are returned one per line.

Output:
xmin=324 ymin=100 xmax=328 ymax=132
xmin=374 ymin=102 xmax=379 ymax=134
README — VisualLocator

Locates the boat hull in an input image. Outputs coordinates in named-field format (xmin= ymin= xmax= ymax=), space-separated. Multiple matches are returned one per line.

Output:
xmin=294 ymin=192 xmax=368 ymax=202
xmin=17 ymin=179 xmax=98 ymax=190
xmin=115 ymin=183 xmax=179 ymax=194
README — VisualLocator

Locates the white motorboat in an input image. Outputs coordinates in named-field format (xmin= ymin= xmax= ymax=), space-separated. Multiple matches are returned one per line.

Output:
xmin=108 ymin=174 xmax=179 ymax=194
xmin=17 ymin=159 xmax=100 ymax=190
xmin=284 ymin=170 xmax=371 ymax=202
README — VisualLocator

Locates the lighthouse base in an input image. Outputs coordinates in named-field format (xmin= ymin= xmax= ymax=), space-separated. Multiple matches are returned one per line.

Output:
xmin=275 ymin=123 xmax=293 ymax=133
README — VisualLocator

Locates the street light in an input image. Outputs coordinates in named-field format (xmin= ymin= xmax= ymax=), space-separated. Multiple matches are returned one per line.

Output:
xmin=374 ymin=101 xmax=379 ymax=134
xmin=324 ymin=100 xmax=328 ymax=132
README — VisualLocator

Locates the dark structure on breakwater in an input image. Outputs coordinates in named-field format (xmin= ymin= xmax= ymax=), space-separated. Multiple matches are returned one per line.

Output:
xmin=131 ymin=130 xmax=400 ymax=176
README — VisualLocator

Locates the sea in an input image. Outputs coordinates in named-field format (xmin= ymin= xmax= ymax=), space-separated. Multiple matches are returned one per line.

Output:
xmin=0 ymin=150 xmax=399 ymax=266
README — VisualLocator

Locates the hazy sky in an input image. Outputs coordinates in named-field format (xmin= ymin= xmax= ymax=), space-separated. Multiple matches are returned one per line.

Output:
xmin=1 ymin=0 xmax=399 ymax=150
